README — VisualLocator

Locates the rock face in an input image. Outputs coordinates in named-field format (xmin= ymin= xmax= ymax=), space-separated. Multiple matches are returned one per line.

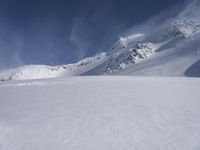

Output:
xmin=162 ymin=24 xmax=186 ymax=40
xmin=83 ymin=0 xmax=200 ymax=76
xmin=103 ymin=43 xmax=154 ymax=73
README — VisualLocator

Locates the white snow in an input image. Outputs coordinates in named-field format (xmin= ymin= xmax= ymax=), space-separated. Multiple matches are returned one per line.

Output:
xmin=0 ymin=52 xmax=108 ymax=81
xmin=0 ymin=76 xmax=200 ymax=150
xmin=83 ymin=1 xmax=200 ymax=76
xmin=0 ymin=65 xmax=69 ymax=81
xmin=173 ymin=0 xmax=200 ymax=36
xmin=0 ymin=1 xmax=199 ymax=150
xmin=119 ymin=33 xmax=145 ymax=47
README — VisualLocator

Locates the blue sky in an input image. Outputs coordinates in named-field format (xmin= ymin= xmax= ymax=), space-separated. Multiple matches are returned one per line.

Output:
xmin=0 ymin=0 xmax=186 ymax=69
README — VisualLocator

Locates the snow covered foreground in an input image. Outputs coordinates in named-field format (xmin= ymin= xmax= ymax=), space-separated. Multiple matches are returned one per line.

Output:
xmin=0 ymin=76 xmax=200 ymax=150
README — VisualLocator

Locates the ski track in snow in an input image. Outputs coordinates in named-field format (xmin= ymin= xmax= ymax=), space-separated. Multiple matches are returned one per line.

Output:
xmin=0 ymin=76 xmax=200 ymax=150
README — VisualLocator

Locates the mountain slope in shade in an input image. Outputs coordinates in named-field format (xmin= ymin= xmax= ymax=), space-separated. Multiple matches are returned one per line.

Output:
xmin=0 ymin=0 xmax=200 ymax=81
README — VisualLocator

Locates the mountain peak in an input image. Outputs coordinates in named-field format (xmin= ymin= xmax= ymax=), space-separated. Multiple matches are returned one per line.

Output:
xmin=1 ymin=1 xmax=200 ymax=80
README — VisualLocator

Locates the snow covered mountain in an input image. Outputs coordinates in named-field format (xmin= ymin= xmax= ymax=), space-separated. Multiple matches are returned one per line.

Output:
xmin=1 ymin=2 xmax=200 ymax=149
xmin=0 ymin=0 xmax=200 ymax=81
xmin=84 ymin=0 xmax=200 ymax=76
xmin=0 ymin=53 xmax=108 ymax=81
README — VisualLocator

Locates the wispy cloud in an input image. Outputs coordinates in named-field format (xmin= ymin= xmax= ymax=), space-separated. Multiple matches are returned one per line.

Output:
xmin=70 ymin=17 xmax=90 ymax=60
xmin=121 ymin=0 xmax=188 ymax=38
xmin=69 ymin=3 xmax=128 ymax=58
xmin=0 ymin=22 xmax=24 ymax=69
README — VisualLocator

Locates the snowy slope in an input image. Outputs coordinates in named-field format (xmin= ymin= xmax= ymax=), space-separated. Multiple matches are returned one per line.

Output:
xmin=83 ymin=0 xmax=200 ymax=76
xmin=0 ymin=76 xmax=200 ymax=150
xmin=109 ymin=34 xmax=200 ymax=76
xmin=0 ymin=52 xmax=108 ymax=81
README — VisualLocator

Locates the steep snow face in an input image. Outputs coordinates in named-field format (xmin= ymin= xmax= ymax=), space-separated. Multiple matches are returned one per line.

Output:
xmin=103 ymin=43 xmax=160 ymax=73
xmin=174 ymin=0 xmax=200 ymax=36
xmin=113 ymin=35 xmax=200 ymax=77
xmin=66 ymin=52 xmax=109 ymax=76
xmin=83 ymin=1 xmax=200 ymax=76
xmin=161 ymin=24 xmax=186 ymax=40
xmin=162 ymin=1 xmax=200 ymax=39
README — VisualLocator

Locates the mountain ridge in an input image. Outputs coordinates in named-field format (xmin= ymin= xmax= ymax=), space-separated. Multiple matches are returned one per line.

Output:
xmin=1 ymin=0 xmax=200 ymax=81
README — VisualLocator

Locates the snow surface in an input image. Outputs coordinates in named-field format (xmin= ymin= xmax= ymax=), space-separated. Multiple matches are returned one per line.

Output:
xmin=0 ymin=76 xmax=200 ymax=150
